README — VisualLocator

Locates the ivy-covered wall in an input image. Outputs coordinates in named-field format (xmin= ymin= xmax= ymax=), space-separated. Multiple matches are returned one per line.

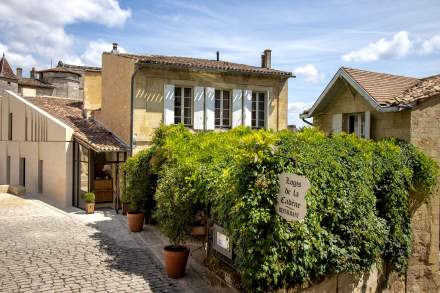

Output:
xmin=125 ymin=125 xmax=438 ymax=292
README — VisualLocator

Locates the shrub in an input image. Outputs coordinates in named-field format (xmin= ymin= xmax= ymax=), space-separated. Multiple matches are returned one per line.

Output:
xmin=142 ymin=125 xmax=438 ymax=291
xmin=81 ymin=192 xmax=95 ymax=203
xmin=121 ymin=147 xmax=158 ymax=215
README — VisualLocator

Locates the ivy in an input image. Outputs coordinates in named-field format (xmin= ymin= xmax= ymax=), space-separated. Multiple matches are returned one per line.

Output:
xmin=128 ymin=125 xmax=438 ymax=292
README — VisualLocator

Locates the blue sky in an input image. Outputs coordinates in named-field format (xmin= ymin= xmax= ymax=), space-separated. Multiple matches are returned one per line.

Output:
xmin=1 ymin=0 xmax=440 ymax=126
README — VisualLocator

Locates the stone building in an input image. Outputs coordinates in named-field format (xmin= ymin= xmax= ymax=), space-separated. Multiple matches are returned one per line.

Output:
xmin=0 ymin=54 xmax=18 ymax=94
xmin=301 ymin=67 xmax=440 ymax=292
xmin=0 ymin=90 xmax=128 ymax=208
xmin=95 ymin=44 xmax=293 ymax=153
xmin=38 ymin=67 xmax=81 ymax=100
xmin=17 ymin=67 xmax=54 ymax=97
xmin=56 ymin=62 xmax=102 ymax=109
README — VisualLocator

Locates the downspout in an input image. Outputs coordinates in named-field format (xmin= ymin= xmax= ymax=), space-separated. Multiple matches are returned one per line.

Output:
xmin=129 ymin=63 xmax=141 ymax=156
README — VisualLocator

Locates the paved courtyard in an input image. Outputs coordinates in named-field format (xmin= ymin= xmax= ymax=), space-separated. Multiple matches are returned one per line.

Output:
xmin=0 ymin=193 xmax=222 ymax=293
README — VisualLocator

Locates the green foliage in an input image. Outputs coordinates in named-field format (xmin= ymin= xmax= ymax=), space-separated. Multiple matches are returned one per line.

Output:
xmin=121 ymin=147 xmax=158 ymax=215
xmin=139 ymin=125 xmax=438 ymax=292
xmin=81 ymin=192 xmax=95 ymax=203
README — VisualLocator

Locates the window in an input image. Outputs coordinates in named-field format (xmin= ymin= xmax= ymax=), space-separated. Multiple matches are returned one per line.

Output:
xmin=174 ymin=87 xmax=192 ymax=126
xmin=8 ymin=113 xmax=12 ymax=140
xmin=251 ymin=92 xmax=266 ymax=129
xmin=38 ymin=160 xmax=43 ymax=193
xmin=19 ymin=157 xmax=26 ymax=187
xmin=346 ymin=113 xmax=366 ymax=138
xmin=6 ymin=156 xmax=11 ymax=185
xmin=215 ymin=89 xmax=231 ymax=128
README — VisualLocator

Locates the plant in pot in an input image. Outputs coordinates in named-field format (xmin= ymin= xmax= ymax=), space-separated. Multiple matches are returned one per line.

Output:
xmin=81 ymin=192 xmax=95 ymax=214
xmin=154 ymin=165 xmax=193 ymax=279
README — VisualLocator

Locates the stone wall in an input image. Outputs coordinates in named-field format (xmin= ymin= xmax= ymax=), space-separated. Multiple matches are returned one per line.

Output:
xmin=312 ymin=78 xmax=411 ymax=141
xmin=407 ymin=96 xmax=440 ymax=293
xmin=83 ymin=71 xmax=102 ymax=110
xmin=132 ymin=65 xmax=289 ymax=147
xmin=0 ymin=79 xmax=18 ymax=95
xmin=41 ymin=72 xmax=80 ymax=100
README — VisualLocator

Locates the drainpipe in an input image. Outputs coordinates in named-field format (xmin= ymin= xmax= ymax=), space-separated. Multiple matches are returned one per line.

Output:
xmin=129 ymin=63 xmax=141 ymax=156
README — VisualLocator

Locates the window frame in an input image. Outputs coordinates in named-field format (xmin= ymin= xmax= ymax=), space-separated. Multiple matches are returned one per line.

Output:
xmin=214 ymin=89 xmax=232 ymax=129
xmin=251 ymin=91 xmax=266 ymax=129
xmin=346 ymin=112 xmax=365 ymax=138
xmin=174 ymin=86 xmax=193 ymax=127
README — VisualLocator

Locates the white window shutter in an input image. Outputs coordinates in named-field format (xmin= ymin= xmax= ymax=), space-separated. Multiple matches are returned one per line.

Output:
xmin=193 ymin=87 xmax=204 ymax=130
xmin=266 ymin=90 xmax=271 ymax=129
xmin=364 ymin=111 xmax=371 ymax=139
xmin=243 ymin=89 xmax=252 ymax=127
xmin=232 ymin=89 xmax=243 ymax=128
xmin=205 ymin=87 xmax=215 ymax=130
xmin=332 ymin=113 xmax=342 ymax=134
xmin=163 ymin=84 xmax=175 ymax=125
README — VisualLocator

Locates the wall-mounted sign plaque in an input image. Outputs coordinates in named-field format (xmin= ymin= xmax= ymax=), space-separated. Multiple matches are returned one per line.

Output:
xmin=212 ymin=224 xmax=232 ymax=259
xmin=275 ymin=173 xmax=310 ymax=222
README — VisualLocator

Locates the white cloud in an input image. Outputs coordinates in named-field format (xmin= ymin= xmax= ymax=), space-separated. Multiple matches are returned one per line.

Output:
xmin=0 ymin=43 xmax=37 ymax=70
xmin=288 ymin=101 xmax=313 ymax=128
xmin=421 ymin=35 xmax=440 ymax=54
xmin=79 ymin=40 xmax=126 ymax=66
xmin=293 ymin=64 xmax=324 ymax=83
xmin=0 ymin=0 xmax=130 ymax=68
xmin=342 ymin=31 xmax=412 ymax=62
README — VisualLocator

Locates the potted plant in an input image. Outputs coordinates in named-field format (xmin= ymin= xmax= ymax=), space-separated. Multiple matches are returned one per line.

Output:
xmin=154 ymin=166 xmax=193 ymax=279
xmin=81 ymin=192 xmax=95 ymax=214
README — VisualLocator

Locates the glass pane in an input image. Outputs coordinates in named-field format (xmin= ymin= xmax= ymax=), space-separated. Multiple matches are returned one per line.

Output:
xmin=223 ymin=109 xmax=229 ymax=119
xmin=215 ymin=108 xmax=221 ymax=119
xmin=184 ymin=117 xmax=192 ymax=125
xmin=223 ymin=118 xmax=230 ymax=127
xmin=184 ymin=88 xmax=192 ymax=97
xmin=215 ymin=89 xmax=221 ymax=99
xmin=184 ymin=108 xmax=191 ymax=118
xmin=252 ymin=92 xmax=257 ymax=101
xmin=215 ymin=118 xmax=220 ymax=126
xmin=79 ymin=145 xmax=88 ymax=162
xmin=252 ymin=119 xmax=256 ymax=127
xmin=175 ymin=97 xmax=181 ymax=106
xmin=184 ymin=97 xmax=191 ymax=107
xmin=175 ymin=87 xmax=182 ymax=97
xmin=175 ymin=116 xmax=181 ymax=124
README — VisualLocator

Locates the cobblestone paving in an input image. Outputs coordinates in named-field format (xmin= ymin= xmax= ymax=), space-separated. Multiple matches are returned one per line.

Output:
xmin=0 ymin=193 xmax=197 ymax=293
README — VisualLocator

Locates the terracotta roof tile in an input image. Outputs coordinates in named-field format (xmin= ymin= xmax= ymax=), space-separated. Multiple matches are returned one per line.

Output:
xmin=0 ymin=55 xmax=18 ymax=80
xmin=115 ymin=52 xmax=292 ymax=77
xmin=396 ymin=74 xmax=440 ymax=105
xmin=25 ymin=96 xmax=128 ymax=152
xmin=59 ymin=62 xmax=101 ymax=72
xmin=18 ymin=78 xmax=54 ymax=89
xmin=343 ymin=67 xmax=419 ymax=106
xmin=38 ymin=67 xmax=82 ymax=76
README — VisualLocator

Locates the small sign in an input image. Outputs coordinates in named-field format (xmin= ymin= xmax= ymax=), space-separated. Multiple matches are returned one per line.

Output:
xmin=275 ymin=173 xmax=310 ymax=222
xmin=212 ymin=224 xmax=232 ymax=259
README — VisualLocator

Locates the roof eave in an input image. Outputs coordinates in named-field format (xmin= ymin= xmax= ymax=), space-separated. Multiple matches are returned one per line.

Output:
xmin=304 ymin=68 xmax=400 ymax=118
xmin=136 ymin=62 xmax=292 ymax=78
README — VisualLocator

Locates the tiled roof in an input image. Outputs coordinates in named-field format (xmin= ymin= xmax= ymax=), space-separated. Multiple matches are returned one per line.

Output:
xmin=18 ymin=78 xmax=54 ymax=89
xmin=343 ymin=67 xmax=419 ymax=106
xmin=115 ymin=52 xmax=293 ymax=77
xmin=38 ymin=67 xmax=82 ymax=76
xmin=396 ymin=74 xmax=440 ymax=105
xmin=0 ymin=55 xmax=18 ymax=80
xmin=25 ymin=96 xmax=128 ymax=152
xmin=58 ymin=62 xmax=101 ymax=72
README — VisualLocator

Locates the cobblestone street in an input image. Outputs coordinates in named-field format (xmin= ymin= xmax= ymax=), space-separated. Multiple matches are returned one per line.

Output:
xmin=0 ymin=193 xmax=218 ymax=293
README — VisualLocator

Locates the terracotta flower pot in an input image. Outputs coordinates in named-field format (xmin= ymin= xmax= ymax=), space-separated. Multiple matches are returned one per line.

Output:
xmin=127 ymin=212 xmax=144 ymax=232
xmin=163 ymin=245 xmax=190 ymax=279
xmin=85 ymin=203 xmax=95 ymax=214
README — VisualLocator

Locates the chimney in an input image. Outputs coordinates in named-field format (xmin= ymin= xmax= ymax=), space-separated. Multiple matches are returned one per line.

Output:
xmin=30 ymin=67 xmax=36 ymax=79
xmin=112 ymin=42 xmax=119 ymax=54
xmin=262 ymin=49 xmax=271 ymax=68
xmin=16 ymin=68 xmax=22 ymax=78
xmin=216 ymin=51 xmax=220 ymax=61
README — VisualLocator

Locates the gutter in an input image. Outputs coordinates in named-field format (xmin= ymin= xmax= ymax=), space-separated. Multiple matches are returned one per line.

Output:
xmin=129 ymin=62 xmax=141 ymax=156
